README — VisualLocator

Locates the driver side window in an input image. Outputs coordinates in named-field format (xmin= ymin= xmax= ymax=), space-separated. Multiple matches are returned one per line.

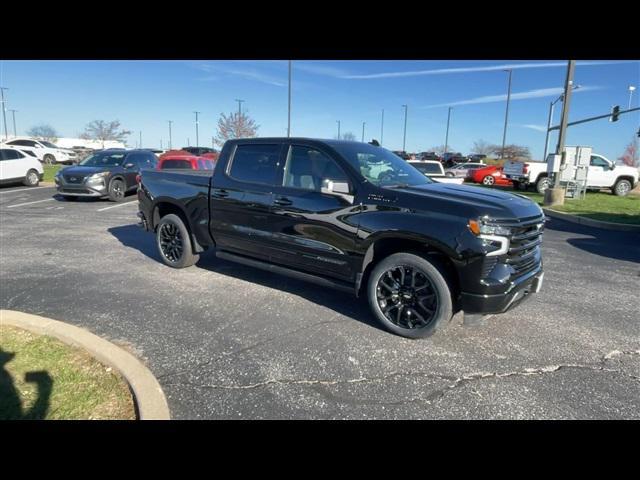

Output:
xmin=283 ymin=146 xmax=350 ymax=192
xmin=590 ymin=156 xmax=609 ymax=168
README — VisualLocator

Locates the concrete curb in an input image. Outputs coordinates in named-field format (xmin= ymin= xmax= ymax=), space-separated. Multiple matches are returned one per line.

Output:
xmin=542 ymin=208 xmax=640 ymax=232
xmin=0 ymin=310 xmax=170 ymax=420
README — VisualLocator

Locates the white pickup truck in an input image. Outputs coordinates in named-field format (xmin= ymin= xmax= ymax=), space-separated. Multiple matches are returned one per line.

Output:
xmin=408 ymin=160 xmax=465 ymax=184
xmin=503 ymin=150 xmax=639 ymax=196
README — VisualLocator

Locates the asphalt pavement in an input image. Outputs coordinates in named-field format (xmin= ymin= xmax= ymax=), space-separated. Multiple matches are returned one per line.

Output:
xmin=1 ymin=183 xmax=638 ymax=419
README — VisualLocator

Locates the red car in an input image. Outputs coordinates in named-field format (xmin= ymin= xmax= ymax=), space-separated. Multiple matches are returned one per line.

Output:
xmin=469 ymin=165 xmax=513 ymax=186
xmin=157 ymin=152 xmax=216 ymax=171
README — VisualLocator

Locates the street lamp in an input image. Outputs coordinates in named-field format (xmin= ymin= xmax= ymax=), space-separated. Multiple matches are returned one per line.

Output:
xmin=361 ymin=122 xmax=366 ymax=142
xmin=380 ymin=109 xmax=384 ymax=146
xmin=444 ymin=107 xmax=453 ymax=156
xmin=235 ymin=99 xmax=244 ymax=117
xmin=287 ymin=61 xmax=292 ymax=137
xmin=194 ymin=111 xmax=201 ymax=147
xmin=402 ymin=104 xmax=408 ymax=152
xmin=542 ymin=84 xmax=581 ymax=161
xmin=629 ymin=85 xmax=637 ymax=109
xmin=9 ymin=109 xmax=17 ymax=137
xmin=167 ymin=120 xmax=173 ymax=150
xmin=336 ymin=120 xmax=341 ymax=140
xmin=500 ymin=69 xmax=512 ymax=160
xmin=0 ymin=87 xmax=8 ymax=140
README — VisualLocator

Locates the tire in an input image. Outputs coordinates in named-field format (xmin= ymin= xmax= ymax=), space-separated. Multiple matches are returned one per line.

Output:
xmin=43 ymin=154 xmax=56 ymax=165
xmin=23 ymin=169 xmax=40 ymax=187
xmin=108 ymin=178 xmax=126 ymax=202
xmin=536 ymin=176 xmax=550 ymax=194
xmin=367 ymin=252 xmax=453 ymax=339
xmin=156 ymin=213 xmax=199 ymax=269
xmin=482 ymin=175 xmax=495 ymax=186
xmin=445 ymin=172 xmax=454 ymax=177
xmin=613 ymin=179 xmax=632 ymax=196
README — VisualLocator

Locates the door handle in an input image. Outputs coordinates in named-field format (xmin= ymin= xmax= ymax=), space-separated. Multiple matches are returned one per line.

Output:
xmin=274 ymin=197 xmax=292 ymax=206
xmin=212 ymin=188 xmax=229 ymax=198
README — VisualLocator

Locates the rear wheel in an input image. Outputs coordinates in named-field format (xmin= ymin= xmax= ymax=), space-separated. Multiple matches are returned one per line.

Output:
xmin=367 ymin=253 xmax=453 ymax=339
xmin=23 ymin=169 xmax=39 ymax=187
xmin=536 ymin=176 xmax=550 ymax=194
xmin=613 ymin=179 xmax=632 ymax=196
xmin=482 ymin=175 xmax=495 ymax=186
xmin=43 ymin=154 xmax=55 ymax=165
xmin=108 ymin=178 xmax=126 ymax=202
xmin=156 ymin=214 xmax=199 ymax=269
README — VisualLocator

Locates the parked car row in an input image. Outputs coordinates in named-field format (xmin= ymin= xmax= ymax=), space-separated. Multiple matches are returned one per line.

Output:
xmin=0 ymin=137 xmax=78 ymax=164
xmin=0 ymin=146 xmax=44 ymax=186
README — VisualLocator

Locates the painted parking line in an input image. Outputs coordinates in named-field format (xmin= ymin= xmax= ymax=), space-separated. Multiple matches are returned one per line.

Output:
xmin=5 ymin=198 xmax=56 ymax=209
xmin=97 ymin=201 xmax=138 ymax=212
xmin=0 ymin=186 xmax=55 ymax=194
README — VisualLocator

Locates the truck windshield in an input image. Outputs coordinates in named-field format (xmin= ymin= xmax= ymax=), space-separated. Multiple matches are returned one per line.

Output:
xmin=80 ymin=152 xmax=125 ymax=167
xmin=330 ymin=143 xmax=432 ymax=187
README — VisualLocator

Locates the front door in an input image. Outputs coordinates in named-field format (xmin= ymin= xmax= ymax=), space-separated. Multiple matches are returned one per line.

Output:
xmin=588 ymin=155 xmax=615 ymax=187
xmin=266 ymin=143 xmax=361 ymax=282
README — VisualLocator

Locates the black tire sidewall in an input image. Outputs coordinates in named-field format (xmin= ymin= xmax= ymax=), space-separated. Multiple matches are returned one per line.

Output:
xmin=24 ymin=169 xmax=39 ymax=187
xmin=614 ymin=179 xmax=631 ymax=196
xmin=108 ymin=178 xmax=126 ymax=202
xmin=367 ymin=252 xmax=453 ymax=339
xmin=156 ymin=214 xmax=198 ymax=268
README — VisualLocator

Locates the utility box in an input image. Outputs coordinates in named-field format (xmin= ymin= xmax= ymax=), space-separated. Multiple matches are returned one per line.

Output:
xmin=559 ymin=146 xmax=592 ymax=182
xmin=546 ymin=154 xmax=562 ymax=173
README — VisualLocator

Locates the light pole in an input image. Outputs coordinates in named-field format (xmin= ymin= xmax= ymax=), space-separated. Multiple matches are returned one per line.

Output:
xmin=194 ymin=111 xmax=201 ymax=147
xmin=629 ymin=85 xmax=637 ymax=110
xmin=543 ymin=84 xmax=581 ymax=162
xmin=444 ymin=107 xmax=453 ymax=156
xmin=235 ymin=99 xmax=244 ymax=117
xmin=287 ymin=60 xmax=292 ymax=137
xmin=139 ymin=131 xmax=142 ymax=148
xmin=336 ymin=120 xmax=341 ymax=140
xmin=380 ymin=109 xmax=384 ymax=146
xmin=9 ymin=109 xmax=17 ymax=137
xmin=0 ymin=87 xmax=8 ymax=140
xmin=402 ymin=104 xmax=408 ymax=152
xmin=168 ymin=120 xmax=173 ymax=150
xmin=361 ymin=122 xmax=366 ymax=142
xmin=500 ymin=69 xmax=513 ymax=160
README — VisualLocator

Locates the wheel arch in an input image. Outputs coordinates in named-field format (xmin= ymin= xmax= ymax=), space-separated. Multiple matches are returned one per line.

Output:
xmin=152 ymin=199 xmax=207 ymax=253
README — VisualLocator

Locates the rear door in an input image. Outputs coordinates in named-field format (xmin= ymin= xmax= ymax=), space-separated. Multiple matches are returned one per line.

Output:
xmin=209 ymin=142 xmax=284 ymax=260
xmin=265 ymin=142 xmax=361 ymax=282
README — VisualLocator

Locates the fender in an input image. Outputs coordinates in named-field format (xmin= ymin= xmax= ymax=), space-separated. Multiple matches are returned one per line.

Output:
xmin=151 ymin=196 xmax=209 ymax=253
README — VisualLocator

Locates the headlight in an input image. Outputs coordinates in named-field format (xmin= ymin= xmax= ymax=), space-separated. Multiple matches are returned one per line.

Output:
xmin=468 ymin=219 xmax=512 ymax=237
xmin=88 ymin=172 xmax=110 ymax=180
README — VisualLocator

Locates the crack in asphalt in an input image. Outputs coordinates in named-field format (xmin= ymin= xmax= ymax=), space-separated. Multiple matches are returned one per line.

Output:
xmin=162 ymin=349 xmax=640 ymax=404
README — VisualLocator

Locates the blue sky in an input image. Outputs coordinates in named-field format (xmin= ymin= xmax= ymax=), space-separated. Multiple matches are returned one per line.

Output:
xmin=1 ymin=60 xmax=638 ymax=160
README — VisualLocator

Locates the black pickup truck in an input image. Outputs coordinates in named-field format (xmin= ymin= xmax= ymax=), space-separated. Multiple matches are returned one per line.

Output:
xmin=138 ymin=138 xmax=545 ymax=338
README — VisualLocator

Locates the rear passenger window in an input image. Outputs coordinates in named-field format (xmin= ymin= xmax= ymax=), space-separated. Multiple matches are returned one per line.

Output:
xmin=228 ymin=144 xmax=281 ymax=185
xmin=162 ymin=159 xmax=192 ymax=169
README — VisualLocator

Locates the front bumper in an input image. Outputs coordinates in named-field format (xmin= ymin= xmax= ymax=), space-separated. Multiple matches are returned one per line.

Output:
xmin=459 ymin=266 xmax=544 ymax=314
xmin=55 ymin=178 xmax=108 ymax=197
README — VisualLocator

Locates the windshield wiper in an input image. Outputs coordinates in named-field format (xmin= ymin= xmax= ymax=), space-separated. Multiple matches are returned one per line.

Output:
xmin=384 ymin=183 xmax=412 ymax=189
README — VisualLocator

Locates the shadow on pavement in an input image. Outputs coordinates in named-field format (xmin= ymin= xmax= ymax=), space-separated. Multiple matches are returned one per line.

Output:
xmin=108 ymin=224 xmax=382 ymax=333
xmin=545 ymin=216 xmax=640 ymax=264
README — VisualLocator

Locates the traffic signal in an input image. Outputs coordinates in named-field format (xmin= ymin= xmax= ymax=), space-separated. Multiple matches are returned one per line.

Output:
xmin=609 ymin=105 xmax=620 ymax=122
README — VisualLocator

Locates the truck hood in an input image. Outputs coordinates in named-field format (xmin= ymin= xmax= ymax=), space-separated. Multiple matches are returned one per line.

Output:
xmin=388 ymin=182 xmax=543 ymax=220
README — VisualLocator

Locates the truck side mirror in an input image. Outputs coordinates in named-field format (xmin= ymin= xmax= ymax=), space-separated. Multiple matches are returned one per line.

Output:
xmin=124 ymin=163 xmax=134 ymax=169
xmin=321 ymin=179 xmax=354 ymax=203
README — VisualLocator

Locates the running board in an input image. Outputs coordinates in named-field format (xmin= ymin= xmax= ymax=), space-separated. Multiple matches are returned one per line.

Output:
xmin=215 ymin=250 xmax=355 ymax=294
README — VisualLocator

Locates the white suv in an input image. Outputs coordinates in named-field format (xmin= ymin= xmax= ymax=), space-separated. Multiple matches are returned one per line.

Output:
xmin=0 ymin=147 xmax=44 ymax=186
xmin=1 ymin=137 xmax=77 ymax=165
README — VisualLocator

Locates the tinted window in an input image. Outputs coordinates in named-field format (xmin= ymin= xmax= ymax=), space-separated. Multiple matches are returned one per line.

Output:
xmin=80 ymin=152 xmax=125 ymax=167
xmin=1 ymin=149 xmax=24 ymax=160
xmin=283 ymin=145 xmax=349 ymax=191
xmin=411 ymin=163 xmax=442 ymax=175
xmin=590 ymin=156 xmax=609 ymax=168
xmin=228 ymin=144 xmax=281 ymax=185
xmin=162 ymin=159 xmax=192 ymax=169
xmin=8 ymin=140 xmax=36 ymax=147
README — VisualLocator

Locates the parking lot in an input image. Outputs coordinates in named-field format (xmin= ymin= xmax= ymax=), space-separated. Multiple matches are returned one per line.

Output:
xmin=1 ymin=183 xmax=639 ymax=419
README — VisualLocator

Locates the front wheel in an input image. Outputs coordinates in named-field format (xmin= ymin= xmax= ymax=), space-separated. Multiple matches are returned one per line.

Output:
xmin=156 ymin=214 xmax=199 ymax=268
xmin=367 ymin=253 xmax=453 ymax=339
xmin=613 ymin=179 xmax=632 ymax=196
xmin=43 ymin=154 xmax=55 ymax=165
xmin=23 ymin=169 xmax=40 ymax=187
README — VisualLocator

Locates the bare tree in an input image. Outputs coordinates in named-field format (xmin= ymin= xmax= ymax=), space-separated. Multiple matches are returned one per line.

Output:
xmin=471 ymin=139 xmax=493 ymax=156
xmin=430 ymin=145 xmax=457 ymax=156
xmin=618 ymin=136 xmax=639 ymax=168
xmin=80 ymin=120 xmax=131 ymax=148
xmin=339 ymin=131 xmax=357 ymax=141
xmin=214 ymin=111 xmax=259 ymax=147
xmin=489 ymin=144 xmax=531 ymax=160
xmin=27 ymin=124 xmax=59 ymax=142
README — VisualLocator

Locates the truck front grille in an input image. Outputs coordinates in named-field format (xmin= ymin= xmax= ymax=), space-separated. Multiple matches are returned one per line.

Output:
xmin=494 ymin=214 xmax=545 ymax=277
